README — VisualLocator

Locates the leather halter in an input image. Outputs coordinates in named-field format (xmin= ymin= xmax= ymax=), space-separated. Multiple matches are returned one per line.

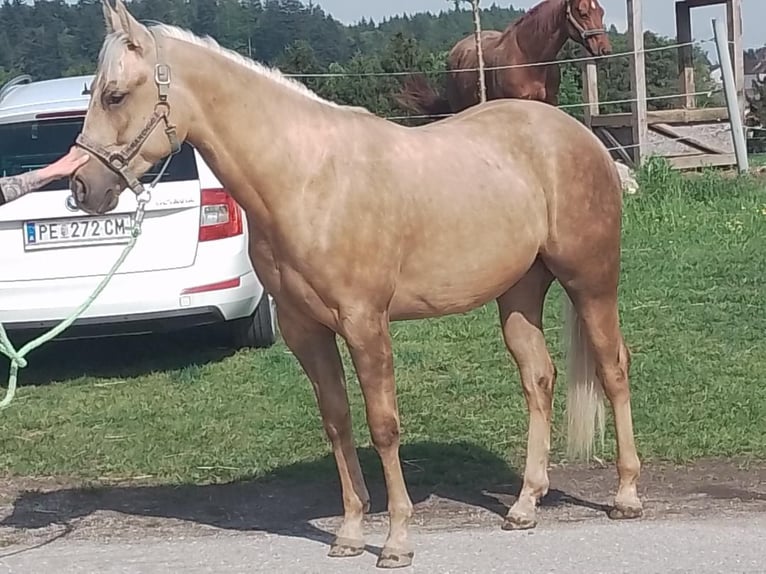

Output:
xmin=75 ymin=29 xmax=181 ymax=199
xmin=565 ymin=0 xmax=607 ymax=42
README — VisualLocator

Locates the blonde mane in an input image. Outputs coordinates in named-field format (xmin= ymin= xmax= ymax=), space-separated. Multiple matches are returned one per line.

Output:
xmin=97 ymin=23 xmax=371 ymax=114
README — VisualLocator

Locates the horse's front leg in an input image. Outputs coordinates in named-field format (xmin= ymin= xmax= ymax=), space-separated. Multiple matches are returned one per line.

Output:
xmin=341 ymin=308 xmax=414 ymax=569
xmin=277 ymin=305 xmax=371 ymax=557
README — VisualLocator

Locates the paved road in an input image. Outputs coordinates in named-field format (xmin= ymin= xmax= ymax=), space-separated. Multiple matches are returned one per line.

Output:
xmin=1 ymin=514 xmax=763 ymax=574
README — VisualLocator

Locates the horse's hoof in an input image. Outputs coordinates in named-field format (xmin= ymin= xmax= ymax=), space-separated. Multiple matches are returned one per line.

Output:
xmin=608 ymin=504 xmax=643 ymax=520
xmin=376 ymin=547 xmax=414 ymax=569
xmin=502 ymin=514 xmax=537 ymax=530
xmin=328 ymin=536 xmax=365 ymax=558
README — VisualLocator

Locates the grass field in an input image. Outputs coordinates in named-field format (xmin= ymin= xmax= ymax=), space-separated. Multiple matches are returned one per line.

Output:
xmin=0 ymin=158 xmax=764 ymax=489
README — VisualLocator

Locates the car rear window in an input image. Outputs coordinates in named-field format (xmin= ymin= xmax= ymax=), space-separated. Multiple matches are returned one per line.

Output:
xmin=0 ymin=116 xmax=199 ymax=191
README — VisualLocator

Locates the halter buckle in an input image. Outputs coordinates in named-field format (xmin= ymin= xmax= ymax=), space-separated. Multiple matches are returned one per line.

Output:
xmin=155 ymin=64 xmax=171 ymax=85
xmin=109 ymin=154 xmax=127 ymax=169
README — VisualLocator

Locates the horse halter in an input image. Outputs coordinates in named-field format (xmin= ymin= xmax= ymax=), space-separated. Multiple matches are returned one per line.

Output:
xmin=565 ymin=0 xmax=607 ymax=42
xmin=75 ymin=28 xmax=181 ymax=200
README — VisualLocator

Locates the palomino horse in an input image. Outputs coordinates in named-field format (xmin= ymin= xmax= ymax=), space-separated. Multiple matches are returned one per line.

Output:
xmin=71 ymin=0 xmax=642 ymax=568
xmin=395 ymin=0 xmax=611 ymax=116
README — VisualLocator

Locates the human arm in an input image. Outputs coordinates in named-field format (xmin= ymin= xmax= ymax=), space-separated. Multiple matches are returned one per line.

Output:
xmin=0 ymin=147 xmax=89 ymax=205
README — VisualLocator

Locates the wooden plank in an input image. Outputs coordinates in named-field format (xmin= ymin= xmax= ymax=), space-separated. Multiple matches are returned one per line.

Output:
xmin=627 ymin=0 xmax=648 ymax=165
xmin=727 ymin=0 xmax=745 ymax=120
xmin=675 ymin=2 xmax=696 ymax=108
xmin=590 ymin=107 xmax=730 ymax=127
xmin=649 ymin=123 xmax=729 ymax=155
xmin=582 ymin=61 xmax=599 ymax=127
xmin=650 ymin=107 xmax=729 ymax=123
xmin=667 ymin=153 xmax=736 ymax=170
xmin=589 ymin=114 xmax=636 ymax=127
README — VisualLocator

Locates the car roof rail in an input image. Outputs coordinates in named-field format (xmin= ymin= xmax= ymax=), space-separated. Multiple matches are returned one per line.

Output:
xmin=0 ymin=74 xmax=33 ymax=105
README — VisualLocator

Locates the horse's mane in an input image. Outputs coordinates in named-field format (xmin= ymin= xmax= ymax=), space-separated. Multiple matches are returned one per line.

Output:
xmin=98 ymin=23 xmax=373 ymax=115
xmin=502 ymin=0 xmax=564 ymax=38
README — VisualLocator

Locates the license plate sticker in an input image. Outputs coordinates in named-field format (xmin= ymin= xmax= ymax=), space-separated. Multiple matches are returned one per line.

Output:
xmin=23 ymin=215 xmax=134 ymax=251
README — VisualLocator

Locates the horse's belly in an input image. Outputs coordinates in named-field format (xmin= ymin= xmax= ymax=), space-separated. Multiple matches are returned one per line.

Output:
xmin=389 ymin=226 xmax=542 ymax=320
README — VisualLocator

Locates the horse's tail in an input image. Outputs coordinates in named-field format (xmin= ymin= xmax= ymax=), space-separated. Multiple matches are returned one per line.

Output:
xmin=394 ymin=73 xmax=452 ymax=118
xmin=563 ymin=292 xmax=606 ymax=460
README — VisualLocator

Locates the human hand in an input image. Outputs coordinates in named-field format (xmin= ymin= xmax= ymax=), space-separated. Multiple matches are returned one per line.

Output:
xmin=40 ymin=147 xmax=90 ymax=180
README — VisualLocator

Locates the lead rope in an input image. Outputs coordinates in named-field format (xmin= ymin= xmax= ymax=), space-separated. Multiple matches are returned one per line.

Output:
xmin=0 ymin=154 xmax=173 ymax=409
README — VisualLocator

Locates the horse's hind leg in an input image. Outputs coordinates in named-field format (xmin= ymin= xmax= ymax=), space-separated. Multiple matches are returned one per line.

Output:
xmin=563 ymin=288 xmax=642 ymax=518
xmin=543 ymin=220 xmax=643 ymax=519
xmin=497 ymin=260 xmax=557 ymax=530
xmin=277 ymin=305 xmax=371 ymax=557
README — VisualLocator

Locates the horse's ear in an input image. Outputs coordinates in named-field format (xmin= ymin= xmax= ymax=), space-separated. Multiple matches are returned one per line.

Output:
xmin=102 ymin=0 xmax=122 ymax=34
xmin=101 ymin=0 xmax=152 ymax=52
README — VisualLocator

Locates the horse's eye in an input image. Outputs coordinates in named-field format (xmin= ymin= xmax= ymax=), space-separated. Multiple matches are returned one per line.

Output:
xmin=107 ymin=92 xmax=127 ymax=106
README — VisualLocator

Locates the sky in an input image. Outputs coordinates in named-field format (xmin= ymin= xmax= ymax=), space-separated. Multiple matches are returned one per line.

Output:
xmin=315 ymin=0 xmax=763 ymax=52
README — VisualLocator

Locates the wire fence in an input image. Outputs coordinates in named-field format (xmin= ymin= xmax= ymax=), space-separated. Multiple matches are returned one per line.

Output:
xmin=283 ymin=37 xmax=719 ymax=79
xmin=279 ymin=32 xmax=753 ymax=159
xmin=277 ymin=35 xmax=730 ymax=126
xmin=383 ymin=89 xmax=721 ymax=121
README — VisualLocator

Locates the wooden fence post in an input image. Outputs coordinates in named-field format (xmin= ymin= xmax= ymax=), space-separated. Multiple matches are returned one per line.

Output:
xmin=470 ymin=0 xmax=487 ymax=103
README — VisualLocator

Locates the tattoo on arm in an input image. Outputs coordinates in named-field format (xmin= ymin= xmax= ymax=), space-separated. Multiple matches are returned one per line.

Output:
xmin=0 ymin=170 xmax=53 ymax=205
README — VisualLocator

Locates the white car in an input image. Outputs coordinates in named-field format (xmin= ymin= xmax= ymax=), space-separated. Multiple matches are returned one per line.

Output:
xmin=0 ymin=74 xmax=277 ymax=348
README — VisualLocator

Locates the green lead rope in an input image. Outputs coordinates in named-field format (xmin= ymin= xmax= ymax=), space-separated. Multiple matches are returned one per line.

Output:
xmin=0 ymin=199 xmax=148 ymax=409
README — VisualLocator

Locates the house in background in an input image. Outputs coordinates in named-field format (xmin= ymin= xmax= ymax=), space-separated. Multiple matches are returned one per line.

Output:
xmin=742 ymin=48 xmax=766 ymax=151
xmin=708 ymin=49 xmax=766 ymax=102
xmin=744 ymin=47 xmax=766 ymax=101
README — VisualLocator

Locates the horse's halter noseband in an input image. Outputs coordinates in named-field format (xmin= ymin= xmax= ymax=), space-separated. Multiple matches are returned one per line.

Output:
xmin=565 ymin=0 xmax=607 ymax=44
xmin=75 ymin=28 xmax=181 ymax=199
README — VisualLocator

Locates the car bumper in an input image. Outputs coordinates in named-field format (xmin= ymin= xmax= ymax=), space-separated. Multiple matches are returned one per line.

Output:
xmin=4 ymin=306 xmax=230 ymax=340
xmin=0 ymin=239 xmax=264 ymax=339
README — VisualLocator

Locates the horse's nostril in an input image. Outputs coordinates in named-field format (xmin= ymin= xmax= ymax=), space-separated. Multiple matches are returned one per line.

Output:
xmin=72 ymin=177 xmax=87 ymax=203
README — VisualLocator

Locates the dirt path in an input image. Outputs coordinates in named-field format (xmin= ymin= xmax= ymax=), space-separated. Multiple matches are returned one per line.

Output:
xmin=0 ymin=459 xmax=764 ymax=550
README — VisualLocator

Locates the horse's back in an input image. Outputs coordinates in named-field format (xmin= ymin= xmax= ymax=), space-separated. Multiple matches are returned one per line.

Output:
xmin=424 ymin=98 xmax=613 ymax=169
xmin=459 ymin=99 xmax=623 ymax=218
xmin=377 ymin=99 xmax=618 ymax=318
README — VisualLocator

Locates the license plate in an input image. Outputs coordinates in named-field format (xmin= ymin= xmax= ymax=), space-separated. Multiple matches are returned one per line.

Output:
xmin=23 ymin=215 xmax=134 ymax=251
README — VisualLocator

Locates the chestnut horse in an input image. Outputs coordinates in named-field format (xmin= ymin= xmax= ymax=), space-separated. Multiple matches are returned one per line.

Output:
xmin=395 ymin=0 xmax=611 ymax=116
xmin=70 ymin=0 xmax=642 ymax=568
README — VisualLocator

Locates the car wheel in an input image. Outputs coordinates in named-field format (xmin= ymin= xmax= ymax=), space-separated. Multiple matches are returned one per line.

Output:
xmin=229 ymin=294 xmax=277 ymax=349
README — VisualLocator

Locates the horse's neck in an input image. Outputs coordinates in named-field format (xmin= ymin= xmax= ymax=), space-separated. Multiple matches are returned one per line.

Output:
xmin=175 ymin=40 xmax=336 ymax=214
xmin=504 ymin=0 xmax=570 ymax=62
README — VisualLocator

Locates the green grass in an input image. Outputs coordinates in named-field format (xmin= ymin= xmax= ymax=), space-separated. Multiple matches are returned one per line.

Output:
xmin=0 ymin=158 xmax=764 ymax=487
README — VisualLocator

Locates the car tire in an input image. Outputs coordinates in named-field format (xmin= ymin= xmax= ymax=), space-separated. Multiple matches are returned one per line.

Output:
xmin=229 ymin=294 xmax=277 ymax=349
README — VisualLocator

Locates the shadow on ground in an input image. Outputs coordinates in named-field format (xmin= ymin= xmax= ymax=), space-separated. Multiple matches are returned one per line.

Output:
xmin=0 ymin=327 xmax=235 ymax=386
xmin=0 ymin=441 xmax=610 ymax=553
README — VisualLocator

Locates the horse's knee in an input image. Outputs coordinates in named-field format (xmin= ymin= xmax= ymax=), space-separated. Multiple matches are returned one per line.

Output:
xmin=369 ymin=413 xmax=401 ymax=451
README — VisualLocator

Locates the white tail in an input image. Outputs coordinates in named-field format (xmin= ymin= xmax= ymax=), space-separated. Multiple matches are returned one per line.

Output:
xmin=563 ymin=293 xmax=605 ymax=460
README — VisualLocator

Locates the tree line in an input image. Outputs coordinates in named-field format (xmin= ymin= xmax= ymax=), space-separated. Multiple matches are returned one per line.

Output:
xmin=0 ymin=0 xmax=719 ymax=120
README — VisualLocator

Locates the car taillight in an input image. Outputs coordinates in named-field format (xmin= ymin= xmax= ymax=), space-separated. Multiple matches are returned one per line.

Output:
xmin=199 ymin=188 xmax=243 ymax=242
